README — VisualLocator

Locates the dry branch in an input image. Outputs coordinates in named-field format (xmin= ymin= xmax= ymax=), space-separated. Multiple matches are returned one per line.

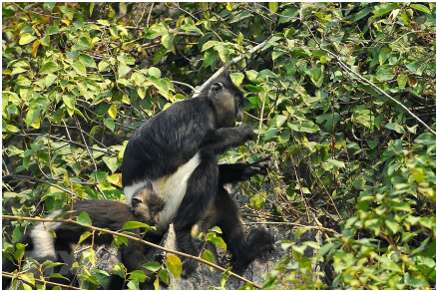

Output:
xmin=2 ymin=271 xmax=83 ymax=290
xmin=192 ymin=37 xmax=272 ymax=97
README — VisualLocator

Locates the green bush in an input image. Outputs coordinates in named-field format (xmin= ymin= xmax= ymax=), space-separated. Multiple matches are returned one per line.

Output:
xmin=2 ymin=3 xmax=435 ymax=289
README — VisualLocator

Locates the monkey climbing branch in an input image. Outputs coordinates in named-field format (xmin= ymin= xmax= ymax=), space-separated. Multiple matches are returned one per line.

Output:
xmin=2 ymin=214 xmax=262 ymax=289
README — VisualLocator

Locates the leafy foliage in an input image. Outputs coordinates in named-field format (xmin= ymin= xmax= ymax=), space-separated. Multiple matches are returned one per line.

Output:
xmin=2 ymin=2 xmax=435 ymax=289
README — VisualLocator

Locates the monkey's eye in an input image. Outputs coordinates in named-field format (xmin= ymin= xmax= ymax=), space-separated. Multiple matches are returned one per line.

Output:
xmin=211 ymin=82 xmax=224 ymax=92
xmin=131 ymin=197 xmax=143 ymax=207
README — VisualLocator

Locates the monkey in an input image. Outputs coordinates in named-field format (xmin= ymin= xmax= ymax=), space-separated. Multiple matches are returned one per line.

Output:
xmin=121 ymin=71 xmax=273 ymax=276
xmin=201 ymin=159 xmax=274 ymax=273
xmin=2 ymin=182 xmax=164 ymax=290
xmin=2 ymin=160 xmax=272 ymax=290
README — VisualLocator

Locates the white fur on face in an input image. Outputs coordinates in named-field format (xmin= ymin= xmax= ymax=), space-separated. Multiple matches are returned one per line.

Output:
xmin=123 ymin=153 xmax=201 ymax=228
xmin=30 ymin=210 xmax=63 ymax=260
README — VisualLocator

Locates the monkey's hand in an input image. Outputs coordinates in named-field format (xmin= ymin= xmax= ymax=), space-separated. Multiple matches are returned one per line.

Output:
xmin=238 ymin=125 xmax=256 ymax=141
xmin=240 ymin=157 xmax=270 ymax=179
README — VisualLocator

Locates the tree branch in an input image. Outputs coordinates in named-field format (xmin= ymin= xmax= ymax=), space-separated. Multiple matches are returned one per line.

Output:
xmin=192 ymin=37 xmax=272 ymax=97
xmin=304 ymin=23 xmax=436 ymax=136
xmin=2 ymin=215 xmax=262 ymax=289
xmin=2 ymin=271 xmax=82 ymax=290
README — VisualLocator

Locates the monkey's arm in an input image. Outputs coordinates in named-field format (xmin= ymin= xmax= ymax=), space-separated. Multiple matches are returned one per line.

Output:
xmin=218 ymin=158 xmax=269 ymax=184
xmin=201 ymin=126 xmax=255 ymax=155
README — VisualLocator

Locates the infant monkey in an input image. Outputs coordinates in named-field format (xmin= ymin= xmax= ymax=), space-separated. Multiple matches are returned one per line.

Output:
xmin=2 ymin=181 xmax=164 ymax=290
xmin=129 ymin=181 xmax=164 ymax=225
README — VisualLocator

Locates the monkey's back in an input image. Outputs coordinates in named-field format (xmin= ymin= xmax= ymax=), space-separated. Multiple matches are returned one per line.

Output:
xmin=52 ymin=200 xmax=140 ymax=246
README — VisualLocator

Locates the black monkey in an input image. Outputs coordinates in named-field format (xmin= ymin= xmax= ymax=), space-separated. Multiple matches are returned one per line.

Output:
xmin=194 ymin=159 xmax=274 ymax=273
xmin=2 ymin=182 xmax=164 ymax=290
xmin=2 ymin=161 xmax=271 ymax=289
xmin=121 ymin=72 xmax=273 ymax=275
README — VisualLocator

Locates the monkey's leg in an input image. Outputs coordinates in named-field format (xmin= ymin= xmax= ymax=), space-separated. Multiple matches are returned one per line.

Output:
xmin=173 ymin=157 xmax=218 ymax=277
xmin=201 ymin=126 xmax=255 ymax=155
xmin=214 ymin=188 xmax=274 ymax=274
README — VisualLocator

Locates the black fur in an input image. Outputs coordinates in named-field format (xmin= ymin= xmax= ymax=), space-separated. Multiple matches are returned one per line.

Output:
xmin=121 ymin=72 xmax=263 ymax=276
xmin=201 ymin=159 xmax=274 ymax=274
xmin=2 ymin=194 xmax=164 ymax=290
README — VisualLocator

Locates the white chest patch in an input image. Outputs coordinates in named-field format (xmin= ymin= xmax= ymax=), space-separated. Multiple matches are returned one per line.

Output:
xmin=30 ymin=210 xmax=63 ymax=259
xmin=124 ymin=153 xmax=201 ymax=228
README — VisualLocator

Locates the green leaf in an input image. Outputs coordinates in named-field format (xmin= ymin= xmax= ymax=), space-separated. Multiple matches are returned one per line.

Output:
xmin=278 ymin=6 xmax=299 ymax=24
xmin=249 ymin=192 xmax=267 ymax=209
xmin=62 ymin=95 xmax=76 ymax=110
xmin=107 ymin=104 xmax=118 ymax=119
xmin=79 ymin=54 xmax=97 ymax=68
xmin=158 ymin=269 xmax=170 ymax=285
xmin=14 ymin=243 xmax=26 ymax=262
xmin=104 ymin=118 xmax=115 ymax=132
xmin=246 ymin=70 xmax=258 ymax=82
xmin=118 ymin=63 xmax=131 ymax=78
xmin=268 ymin=2 xmax=279 ymax=13
xmin=103 ymin=156 xmax=119 ymax=173
xmin=78 ymin=231 xmax=92 ymax=244
xmin=288 ymin=120 xmax=320 ymax=133
xmin=351 ymin=6 xmax=371 ymax=22
xmin=378 ymin=47 xmax=391 ymax=65
xmin=77 ymin=35 xmax=92 ymax=50
xmin=385 ymin=122 xmax=404 ymax=134
xmin=19 ymin=33 xmax=36 ymax=45
xmin=46 ymin=25 xmax=59 ymax=35
xmin=129 ymin=270 xmax=147 ymax=283
xmin=161 ymin=34 xmax=175 ymax=52
xmin=148 ymin=67 xmax=161 ymax=78
xmin=410 ymin=4 xmax=431 ymax=14
xmin=98 ymin=61 xmax=110 ymax=72
xmin=77 ymin=212 xmax=92 ymax=226
xmin=40 ymin=61 xmax=59 ymax=74
xmin=352 ymin=106 xmax=373 ymax=128
xmin=230 ymin=72 xmax=244 ymax=87
xmin=385 ymin=219 xmax=401 ymax=234
xmin=202 ymin=40 xmax=220 ymax=52
xmin=372 ymin=3 xmax=399 ymax=18
xmin=201 ymin=249 xmax=216 ymax=264
xmin=208 ymin=236 xmax=227 ymax=251
xmin=166 ymin=254 xmax=182 ymax=278
xmin=397 ymin=73 xmax=408 ymax=89
xmin=25 ymin=107 xmax=42 ymax=129
xmin=72 ymin=60 xmax=87 ymax=76
xmin=143 ymin=262 xmax=161 ymax=272
xmin=122 ymin=221 xmax=151 ymax=230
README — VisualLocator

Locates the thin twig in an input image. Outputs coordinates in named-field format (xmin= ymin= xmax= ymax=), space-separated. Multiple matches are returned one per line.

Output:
xmin=2 ymin=215 xmax=262 ymax=289
xmin=304 ymin=23 xmax=436 ymax=136
xmin=256 ymin=93 xmax=267 ymax=145
xmin=75 ymin=118 xmax=98 ymax=171
xmin=290 ymin=156 xmax=311 ymax=223
xmin=172 ymin=80 xmax=198 ymax=94
xmin=193 ymin=37 xmax=272 ymax=97
xmin=243 ymin=221 xmax=338 ymax=234
xmin=146 ymin=3 xmax=154 ymax=27
xmin=3 ymin=174 xmax=78 ymax=197
xmin=2 ymin=271 xmax=82 ymax=290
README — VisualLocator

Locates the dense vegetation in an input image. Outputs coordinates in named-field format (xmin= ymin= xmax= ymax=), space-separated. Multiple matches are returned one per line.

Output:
xmin=2 ymin=2 xmax=435 ymax=289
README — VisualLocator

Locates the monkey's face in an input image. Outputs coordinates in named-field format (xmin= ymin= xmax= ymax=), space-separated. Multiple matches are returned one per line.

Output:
xmin=208 ymin=80 xmax=243 ymax=127
xmin=131 ymin=183 xmax=164 ymax=225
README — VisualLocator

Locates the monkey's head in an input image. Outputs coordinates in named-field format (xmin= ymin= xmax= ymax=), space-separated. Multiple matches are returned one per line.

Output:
xmin=207 ymin=73 xmax=244 ymax=128
xmin=130 ymin=181 xmax=164 ymax=225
